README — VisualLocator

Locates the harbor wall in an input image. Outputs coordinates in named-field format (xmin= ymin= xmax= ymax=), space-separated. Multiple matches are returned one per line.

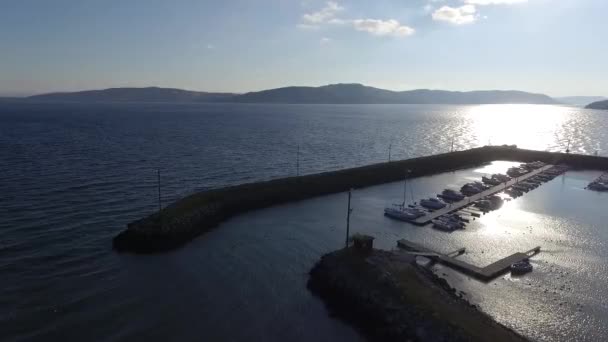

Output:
xmin=113 ymin=146 xmax=608 ymax=253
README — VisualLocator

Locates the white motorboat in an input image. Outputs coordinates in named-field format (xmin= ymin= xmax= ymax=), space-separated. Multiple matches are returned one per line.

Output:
xmin=439 ymin=189 xmax=465 ymax=202
xmin=420 ymin=197 xmax=446 ymax=210
xmin=482 ymin=176 xmax=501 ymax=186
xmin=461 ymin=182 xmax=485 ymax=196
xmin=493 ymin=174 xmax=511 ymax=182
xmin=507 ymin=167 xmax=527 ymax=177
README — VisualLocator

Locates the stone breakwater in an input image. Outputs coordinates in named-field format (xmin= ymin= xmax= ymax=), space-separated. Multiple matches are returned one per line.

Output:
xmin=307 ymin=248 xmax=529 ymax=342
xmin=113 ymin=146 xmax=608 ymax=253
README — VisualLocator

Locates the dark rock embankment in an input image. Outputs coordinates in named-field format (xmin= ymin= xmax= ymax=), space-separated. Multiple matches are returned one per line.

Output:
xmin=114 ymin=146 xmax=608 ymax=253
xmin=307 ymin=248 xmax=529 ymax=342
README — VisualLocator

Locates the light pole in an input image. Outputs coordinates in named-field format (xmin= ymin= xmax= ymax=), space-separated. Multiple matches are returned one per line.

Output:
xmin=345 ymin=189 xmax=353 ymax=248
xmin=157 ymin=169 xmax=162 ymax=212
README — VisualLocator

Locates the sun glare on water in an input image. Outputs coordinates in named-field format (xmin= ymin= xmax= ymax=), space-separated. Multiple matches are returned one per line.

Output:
xmin=466 ymin=104 xmax=571 ymax=151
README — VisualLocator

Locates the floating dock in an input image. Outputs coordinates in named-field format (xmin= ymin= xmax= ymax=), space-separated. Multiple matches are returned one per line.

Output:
xmin=397 ymin=239 xmax=541 ymax=281
xmin=411 ymin=164 xmax=554 ymax=225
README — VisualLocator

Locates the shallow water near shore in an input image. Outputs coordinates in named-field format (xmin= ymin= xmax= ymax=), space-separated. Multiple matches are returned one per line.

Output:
xmin=2 ymin=102 xmax=608 ymax=341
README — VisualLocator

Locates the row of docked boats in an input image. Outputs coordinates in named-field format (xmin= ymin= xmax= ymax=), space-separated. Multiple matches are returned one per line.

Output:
xmin=384 ymin=197 xmax=449 ymax=222
xmin=506 ymin=161 xmax=547 ymax=178
xmin=504 ymin=164 xmax=568 ymax=198
xmin=383 ymin=161 xmax=564 ymax=232
xmin=587 ymin=172 xmax=608 ymax=192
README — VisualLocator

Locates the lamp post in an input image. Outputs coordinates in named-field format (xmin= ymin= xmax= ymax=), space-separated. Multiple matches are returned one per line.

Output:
xmin=157 ymin=169 xmax=162 ymax=212
xmin=345 ymin=189 xmax=353 ymax=248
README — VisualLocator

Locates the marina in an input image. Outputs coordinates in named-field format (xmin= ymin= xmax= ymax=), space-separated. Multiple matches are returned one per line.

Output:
xmin=397 ymin=239 xmax=541 ymax=281
xmin=383 ymin=161 xmax=572 ymax=231
xmin=116 ymin=146 xmax=607 ymax=253
xmin=410 ymin=164 xmax=554 ymax=225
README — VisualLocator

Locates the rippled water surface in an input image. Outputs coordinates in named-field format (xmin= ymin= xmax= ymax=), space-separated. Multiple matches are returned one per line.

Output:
xmin=1 ymin=102 xmax=607 ymax=341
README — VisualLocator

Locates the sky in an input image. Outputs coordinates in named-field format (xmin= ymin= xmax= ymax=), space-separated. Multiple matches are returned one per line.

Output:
xmin=0 ymin=0 xmax=606 ymax=97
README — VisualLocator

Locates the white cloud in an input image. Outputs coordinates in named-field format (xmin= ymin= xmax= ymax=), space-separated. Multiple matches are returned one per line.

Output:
xmin=206 ymin=44 xmax=215 ymax=49
xmin=432 ymin=5 xmax=477 ymax=25
xmin=298 ymin=2 xmax=414 ymax=38
xmin=320 ymin=37 xmax=331 ymax=44
xmin=352 ymin=19 xmax=415 ymax=37
xmin=296 ymin=23 xmax=320 ymax=30
xmin=465 ymin=0 xmax=527 ymax=5
xmin=302 ymin=1 xmax=344 ymax=24
xmin=327 ymin=18 xmax=347 ymax=25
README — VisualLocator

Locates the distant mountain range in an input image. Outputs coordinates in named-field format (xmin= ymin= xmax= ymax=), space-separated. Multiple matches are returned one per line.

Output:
xmin=28 ymin=87 xmax=235 ymax=103
xmin=555 ymin=96 xmax=607 ymax=107
xmin=232 ymin=84 xmax=559 ymax=104
xmin=17 ymin=83 xmax=570 ymax=105
xmin=585 ymin=100 xmax=608 ymax=110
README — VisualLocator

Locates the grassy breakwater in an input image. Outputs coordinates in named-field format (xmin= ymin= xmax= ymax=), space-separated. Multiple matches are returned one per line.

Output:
xmin=113 ymin=146 xmax=608 ymax=253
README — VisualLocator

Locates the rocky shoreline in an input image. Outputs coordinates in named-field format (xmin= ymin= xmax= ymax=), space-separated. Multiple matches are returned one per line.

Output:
xmin=307 ymin=248 xmax=529 ymax=342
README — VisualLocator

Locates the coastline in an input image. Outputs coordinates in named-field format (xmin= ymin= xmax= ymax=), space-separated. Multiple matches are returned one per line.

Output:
xmin=307 ymin=248 xmax=529 ymax=342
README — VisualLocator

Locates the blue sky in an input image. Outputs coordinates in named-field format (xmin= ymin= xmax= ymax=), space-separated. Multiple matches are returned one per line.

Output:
xmin=1 ymin=0 xmax=606 ymax=96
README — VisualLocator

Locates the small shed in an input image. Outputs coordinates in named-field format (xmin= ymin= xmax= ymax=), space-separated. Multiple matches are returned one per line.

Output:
xmin=352 ymin=234 xmax=374 ymax=253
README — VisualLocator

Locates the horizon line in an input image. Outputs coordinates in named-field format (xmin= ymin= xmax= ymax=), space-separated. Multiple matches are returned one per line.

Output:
xmin=3 ymin=83 xmax=606 ymax=99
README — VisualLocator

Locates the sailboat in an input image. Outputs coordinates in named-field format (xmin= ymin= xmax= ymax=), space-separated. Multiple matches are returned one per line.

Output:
xmin=384 ymin=171 xmax=424 ymax=222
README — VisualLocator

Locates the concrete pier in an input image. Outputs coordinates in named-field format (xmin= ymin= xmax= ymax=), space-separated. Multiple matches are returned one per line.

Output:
xmin=397 ymin=239 xmax=541 ymax=281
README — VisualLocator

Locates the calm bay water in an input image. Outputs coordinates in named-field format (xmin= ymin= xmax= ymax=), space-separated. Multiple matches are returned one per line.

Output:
xmin=1 ymin=102 xmax=607 ymax=341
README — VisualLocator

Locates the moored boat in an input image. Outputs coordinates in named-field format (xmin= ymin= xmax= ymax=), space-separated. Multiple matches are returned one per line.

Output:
xmin=438 ymin=189 xmax=465 ymax=202
xmin=420 ymin=197 xmax=447 ymax=210
xmin=432 ymin=218 xmax=460 ymax=231
xmin=493 ymin=174 xmax=511 ymax=182
xmin=384 ymin=206 xmax=424 ymax=221
xmin=588 ymin=182 xmax=608 ymax=191
xmin=511 ymin=260 xmax=533 ymax=275
xmin=507 ymin=167 xmax=528 ymax=177
xmin=461 ymin=182 xmax=486 ymax=196
xmin=482 ymin=176 xmax=502 ymax=186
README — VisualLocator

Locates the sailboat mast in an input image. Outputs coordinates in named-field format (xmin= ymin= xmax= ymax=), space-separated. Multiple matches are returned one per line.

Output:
xmin=402 ymin=170 xmax=410 ymax=207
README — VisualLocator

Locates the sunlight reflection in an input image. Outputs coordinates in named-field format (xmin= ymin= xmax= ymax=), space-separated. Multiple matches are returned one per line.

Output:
xmin=466 ymin=105 xmax=570 ymax=150
xmin=473 ymin=161 xmax=520 ymax=175
xmin=477 ymin=199 xmax=541 ymax=237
